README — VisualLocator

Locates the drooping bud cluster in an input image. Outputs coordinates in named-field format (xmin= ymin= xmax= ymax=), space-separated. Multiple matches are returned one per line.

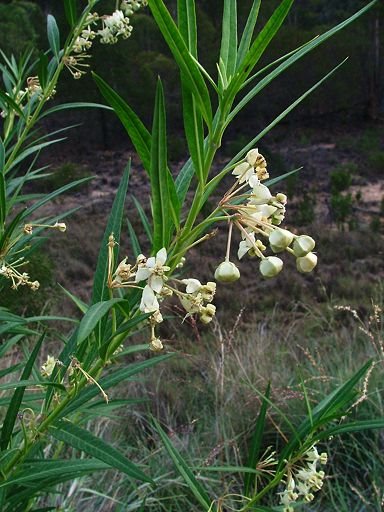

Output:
xmin=279 ymin=444 xmax=328 ymax=511
xmin=179 ymin=279 xmax=216 ymax=324
xmin=215 ymin=148 xmax=318 ymax=280
xmin=0 ymin=262 xmax=40 ymax=291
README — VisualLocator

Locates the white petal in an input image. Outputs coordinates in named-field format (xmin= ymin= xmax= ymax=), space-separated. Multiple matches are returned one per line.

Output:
xmin=150 ymin=275 xmax=164 ymax=293
xmin=182 ymin=278 xmax=202 ymax=293
xmin=238 ymin=240 xmax=250 ymax=260
xmin=156 ymin=248 xmax=167 ymax=265
xmin=135 ymin=267 xmax=152 ymax=282
xmin=146 ymin=256 xmax=156 ymax=268
xmin=140 ymin=285 xmax=159 ymax=312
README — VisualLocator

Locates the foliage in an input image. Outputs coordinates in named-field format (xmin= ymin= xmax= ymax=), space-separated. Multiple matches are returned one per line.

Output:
xmin=0 ymin=0 xmax=382 ymax=510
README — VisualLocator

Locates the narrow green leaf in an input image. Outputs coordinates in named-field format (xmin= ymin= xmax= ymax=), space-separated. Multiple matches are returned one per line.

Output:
xmin=177 ymin=0 xmax=197 ymax=57
xmin=49 ymin=420 xmax=153 ymax=482
xmin=0 ymin=380 xmax=64 ymax=392
xmin=229 ymin=0 xmax=378 ymax=121
xmin=76 ymin=299 xmax=125 ymax=346
xmin=237 ymin=0 xmax=261 ymax=68
xmin=100 ymin=313 xmax=151 ymax=360
xmin=244 ymin=383 xmax=270 ymax=496
xmin=0 ymin=90 xmax=25 ymax=119
xmin=228 ymin=59 xmax=349 ymax=164
xmin=317 ymin=418 xmax=384 ymax=439
xmin=93 ymin=73 xmax=151 ymax=171
xmin=20 ymin=176 xmax=92 ymax=218
xmin=132 ymin=196 xmax=153 ymax=244
xmin=127 ymin=219 xmax=142 ymax=259
xmin=64 ymin=0 xmax=77 ymax=27
xmin=47 ymin=15 xmax=60 ymax=59
xmin=0 ymin=139 xmax=6 ymax=228
xmin=91 ymin=163 xmax=130 ymax=304
xmin=6 ymin=138 xmax=67 ymax=175
xmin=0 ymin=209 xmax=25 ymax=254
xmin=60 ymin=353 xmax=174 ymax=417
xmin=220 ymin=0 xmax=238 ymax=81
xmin=175 ymin=157 xmax=194 ymax=203
xmin=37 ymin=52 xmax=48 ymax=89
xmin=0 ymin=459 xmax=108 ymax=489
xmin=41 ymin=101 xmax=111 ymax=119
xmin=148 ymin=0 xmax=212 ymax=127
xmin=151 ymin=78 xmax=172 ymax=250
xmin=227 ymin=0 xmax=294 ymax=101
xmin=1 ymin=334 xmax=45 ymax=450
xmin=58 ymin=284 xmax=88 ymax=314
xmin=154 ymin=418 xmax=212 ymax=510
xmin=278 ymin=361 xmax=373 ymax=469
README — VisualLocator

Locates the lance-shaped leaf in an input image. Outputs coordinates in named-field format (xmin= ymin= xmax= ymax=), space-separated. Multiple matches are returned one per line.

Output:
xmin=178 ymin=0 xmax=204 ymax=184
xmin=148 ymin=0 xmax=212 ymax=128
xmin=47 ymin=15 xmax=60 ymax=60
xmin=0 ymin=333 xmax=45 ymax=450
xmin=219 ymin=0 xmax=238 ymax=83
xmin=76 ymin=298 xmax=125 ymax=346
xmin=151 ymin=79 xmax=173 ymax=250
xmin=64 ymin=0 xmax=77 ymax=27
xmin=236 ymin=0 xmax=261 ymax=69
xmin=49 ymin=420 xmax=153 ymax=483
xmin=226 ymin=0 xmax=294 ymax=106
xmin=91 ymin=163 xmax=129 ymax=304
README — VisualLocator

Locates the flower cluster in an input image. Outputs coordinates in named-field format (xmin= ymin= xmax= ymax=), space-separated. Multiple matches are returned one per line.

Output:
xmin=108 ymin=236 xmax=217 ymax=351
xmin=0 ymin=262 xmax=40 ymax=291
xmin=215 ymin=148 xmax=318 ymax=282
xmin=66 ymin=2 xmax=147 ymax=79
xmin=279 ymin=445 xmax=328 ymax=511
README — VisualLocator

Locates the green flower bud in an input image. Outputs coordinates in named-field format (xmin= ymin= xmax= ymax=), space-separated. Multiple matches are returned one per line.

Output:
xmin=296 ymin=252 xmax=318 ymax=273
xmin=214 ymin=261 xmax=240 ymax=283
xmin=269 ymin=228 xmax=293 ymax=250
xmin=259 ymin=256 xmax=283 ymax=278
xmin=293 ymin=235 xmax=315 ymax=257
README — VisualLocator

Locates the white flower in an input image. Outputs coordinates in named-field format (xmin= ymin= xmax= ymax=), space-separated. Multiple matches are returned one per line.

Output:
xmin=238 ymin=232 xmax=256 ymax=259
xmin=135 ymin=247 xmax=169 ymax=293
xmin=139 ymin=285 xmax=160 ymax=313
xmin=182 ymin=278 xmax=202 ymax=294
xmin=41 ymin=355 xmax=56 ymax=378
xmin=249 ymin=184 xmax=272 ymax=205
xmin=232 ymin=162 xmax=253 ymax=183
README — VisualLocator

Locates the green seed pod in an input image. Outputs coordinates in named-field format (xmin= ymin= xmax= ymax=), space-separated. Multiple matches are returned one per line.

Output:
xmin=214 ymin=261 xmax=240 ymax=283
xmin=293 ymin=235 xmax=316 ymax=257
xmin=259 ymin=256 xmax=283 ymax=278
xmin=296 ymin=252 xmax=318 ymax=273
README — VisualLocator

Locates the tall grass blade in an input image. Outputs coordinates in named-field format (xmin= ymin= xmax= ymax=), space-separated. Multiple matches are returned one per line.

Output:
xmin=244 ymin=383 xmax=270 ymax=496
xmin=154 ymin=418 xmax=212 ymax=511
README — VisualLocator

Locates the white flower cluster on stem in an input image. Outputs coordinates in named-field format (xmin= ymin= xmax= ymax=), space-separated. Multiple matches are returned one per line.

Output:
xmin=279 ymin=444 xmax=328 ymax=511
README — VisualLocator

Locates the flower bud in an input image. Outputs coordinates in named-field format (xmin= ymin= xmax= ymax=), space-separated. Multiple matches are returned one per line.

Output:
xmin=296 ymin=252 xmax=318 ymax=273
xmin=269 ymin=228 xmax=293 ymax=250
xmin=149 ymin=337 xmax=163 ymax=351
xmin=214 ymin=261 xmax=240 ymax=283
xmin=200 ymin=304 xmax=216 ymax=324
xmin=259 ymin=256 xmax=283 ymax=278
xmin=276 ymin=193 xmax=287 ymax=205
xmin=293 ymin=235 xmax=315 ymax=257
xmin=53 ymin=222 xmax=67 ymax=232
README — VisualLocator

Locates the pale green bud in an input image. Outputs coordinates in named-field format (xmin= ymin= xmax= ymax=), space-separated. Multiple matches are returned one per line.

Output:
xmin=259 ymin=256 xmax=283 ymax=278
xmin=293 ymin=235 xmax=315 ymax=257
xmin=276 ymin=192 xmax=287 ymax=204
xmin=296 ymin=252 xmax=318 ymax=273
xmin=269 ymin=228 xmax=293 ymax=250
xmin=214 ymin=261 xmax=240 ymax=283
